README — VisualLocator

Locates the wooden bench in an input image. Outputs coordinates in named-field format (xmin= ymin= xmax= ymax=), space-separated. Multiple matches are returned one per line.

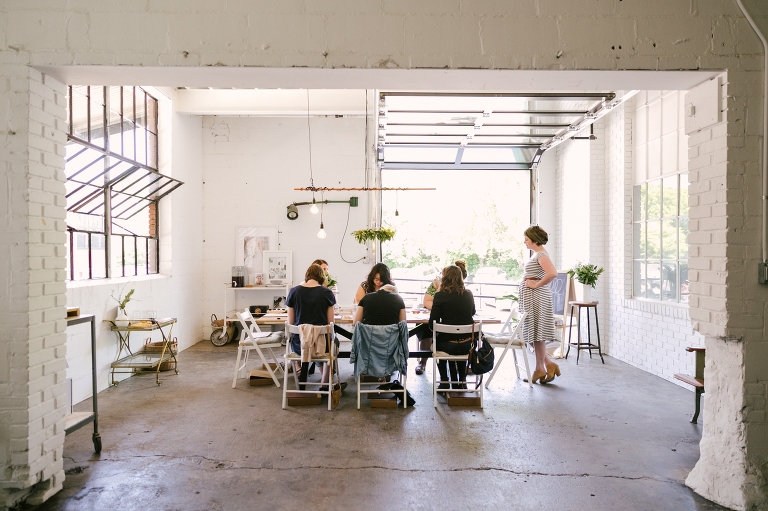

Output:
xmin=674 ymin=347 xmax=705 ymax=424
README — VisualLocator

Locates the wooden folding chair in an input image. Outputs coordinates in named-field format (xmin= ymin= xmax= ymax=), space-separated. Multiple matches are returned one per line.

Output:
xmin=483 ymin=311 xmax=530 ymax=388
xmin=232 ymin=309 xmax=285 ymax=388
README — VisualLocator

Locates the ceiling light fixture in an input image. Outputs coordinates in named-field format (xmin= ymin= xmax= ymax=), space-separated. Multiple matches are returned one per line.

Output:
xmin=310 ymin=198 xmax=319 ymax=215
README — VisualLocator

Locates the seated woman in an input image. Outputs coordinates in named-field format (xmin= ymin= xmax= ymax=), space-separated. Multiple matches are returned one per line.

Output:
xmin=413 ymin=260 xmax=468 ymax=375
xmin=354 ymin=284 xmax=406 ymax=325
xmin=429 ymin=264 xmax=476 ymax=389
xmin=285 ymin=263 xmax=336 ymax=388
xmin=354 ymin=263 xmax=395 ymax=303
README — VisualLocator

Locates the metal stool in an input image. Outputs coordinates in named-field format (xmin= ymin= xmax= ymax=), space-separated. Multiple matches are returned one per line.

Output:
xmin=565 ymin=301 xmax=604 ymax=364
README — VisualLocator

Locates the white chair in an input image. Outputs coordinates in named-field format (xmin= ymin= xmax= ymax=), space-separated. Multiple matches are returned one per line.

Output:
xmin=483 ymin=311 xmax=531 ymax=388
xmin=350 ymin=322 xmax=409 ymax=409
xmin=232 ymin=309 xmax=285 ymax=388
xmin=432 ymin=321 xmax=483 ymax=408
xmin=282 ymin=323 xmax=336 ymax=411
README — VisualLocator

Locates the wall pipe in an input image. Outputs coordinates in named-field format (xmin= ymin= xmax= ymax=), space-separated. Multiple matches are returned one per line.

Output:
xmin=735 ymin=0 xmax=768 ymax=283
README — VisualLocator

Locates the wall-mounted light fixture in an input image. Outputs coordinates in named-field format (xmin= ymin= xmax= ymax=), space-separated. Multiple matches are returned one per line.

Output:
xmin=286 ymin=197 xmax=359 ymax=220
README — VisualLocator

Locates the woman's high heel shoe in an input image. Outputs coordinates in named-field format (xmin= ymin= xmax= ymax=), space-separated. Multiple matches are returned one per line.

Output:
xmin=531 ymin=370 xmax=548 ymax=384
xmin=546 ymin=362 xmax=561 ymax=380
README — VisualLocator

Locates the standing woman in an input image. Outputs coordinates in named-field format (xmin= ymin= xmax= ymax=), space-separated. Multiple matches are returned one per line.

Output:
xmin=429 ymin=264 xmax=476 ymax=388
xmin=519 ymin=226 xmax=561 ymax=383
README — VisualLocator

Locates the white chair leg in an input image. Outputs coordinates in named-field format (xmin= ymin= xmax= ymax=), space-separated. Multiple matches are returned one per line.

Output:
xmin=401 ymin=373 xmax=407 ymax=409
xmin=512 ymin=347 xmax=521 ymax=379
xmin=232 ymin=346 xmax=243 ymax=388
xmin=433 ymin=357 xmax=438 ymax=407
xmin=254 ymin=345 xmax=281 ymax=387
xmin=282 ymin=355 xmax=291 ymax=410
xmin=520 ymin=345 xmax=533 ymax=388
xmin=484 ymin=344 xmax=507 ymax=389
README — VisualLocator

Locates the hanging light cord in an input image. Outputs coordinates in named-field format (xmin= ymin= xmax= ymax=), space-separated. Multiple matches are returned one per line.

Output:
xmin=339 ymin=203 xmax=366 ymax=264
xmin=306 ymin=90 xmax=315 ymax=192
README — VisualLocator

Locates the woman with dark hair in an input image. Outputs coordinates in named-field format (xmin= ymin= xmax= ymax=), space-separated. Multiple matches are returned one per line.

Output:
xmin=286 ymin=263 xmax=336 ymax=387
xmin=413 ymin=260 xmax=468 ymax=375
xmin=354 ymin=263 xmax=394 ymax=303
xmin=429 ymin=264 xmax=476 ymax=388
xmin=519 ymin=225 xmax=560 ymax=384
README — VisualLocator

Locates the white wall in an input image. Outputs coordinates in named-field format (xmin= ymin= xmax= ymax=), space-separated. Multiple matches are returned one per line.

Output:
xmin=601 ymin=91 xmax=702 ymax=384
xmin=536 ymin=150 xmax=558 ymax=264
xmin=200 ymin=112 xmax=372 ymax=338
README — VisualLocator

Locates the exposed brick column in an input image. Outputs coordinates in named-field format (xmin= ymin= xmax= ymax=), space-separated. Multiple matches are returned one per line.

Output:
xmin=685 ymin=71 xmax=768 ymax=510
xmin=0 ymin=67 xmax=68 ymax=508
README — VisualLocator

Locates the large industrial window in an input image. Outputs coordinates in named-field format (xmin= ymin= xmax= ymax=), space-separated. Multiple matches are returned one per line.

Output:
xmin=65 ymin=86 xmax=182 ymax=281
xmin=633 ymin=173 xmax=689 ymax=302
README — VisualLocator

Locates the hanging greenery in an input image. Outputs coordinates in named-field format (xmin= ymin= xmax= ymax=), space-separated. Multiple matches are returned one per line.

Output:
xmin=351 ymin=227 xmax=396 ymax=244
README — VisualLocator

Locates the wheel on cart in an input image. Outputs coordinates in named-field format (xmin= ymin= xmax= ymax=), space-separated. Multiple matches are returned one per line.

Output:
xmin=93 ymin=435 xmax=102 ymax=453
xmin=210 ymin=328 xmax=230 ymax=346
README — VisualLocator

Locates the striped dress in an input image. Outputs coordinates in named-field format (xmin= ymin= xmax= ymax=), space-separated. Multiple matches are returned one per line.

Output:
xmin=518 ymin=251 xmax=557 ymax=343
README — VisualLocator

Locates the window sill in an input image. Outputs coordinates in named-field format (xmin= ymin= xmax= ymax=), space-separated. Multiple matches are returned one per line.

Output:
xmin=621 ymin=298 xmax=690 ymax=319
xmin=67 ymin=274 xmax=168 ymax=290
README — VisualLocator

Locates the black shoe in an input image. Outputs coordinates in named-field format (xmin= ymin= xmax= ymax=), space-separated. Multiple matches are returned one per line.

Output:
xmin=453 ymin=382 xmax=467 ymax=390
xmin=437 ymin=383 xmax=451 ymax=390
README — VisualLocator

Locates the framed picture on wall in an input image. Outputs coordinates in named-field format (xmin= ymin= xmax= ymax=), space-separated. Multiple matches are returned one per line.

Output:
xmin=235 ymin=227 xmax=278 ymax=284
xmin=264 ymin=251 xmax=292 ymax=286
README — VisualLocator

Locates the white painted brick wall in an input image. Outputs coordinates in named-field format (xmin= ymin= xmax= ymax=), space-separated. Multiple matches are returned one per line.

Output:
xmin=1 ymin=1 xmax=767 ymax=508
xmin=0 ymin=67 xmax=67 ymax=508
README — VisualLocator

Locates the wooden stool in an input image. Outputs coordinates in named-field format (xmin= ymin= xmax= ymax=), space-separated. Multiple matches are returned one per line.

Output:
xmin=565 ymin=301 xmax=604 ymax=364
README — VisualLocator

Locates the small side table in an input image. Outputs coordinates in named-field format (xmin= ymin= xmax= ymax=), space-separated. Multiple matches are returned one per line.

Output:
xmin=565 ymin=301 xmax=604 ymax=364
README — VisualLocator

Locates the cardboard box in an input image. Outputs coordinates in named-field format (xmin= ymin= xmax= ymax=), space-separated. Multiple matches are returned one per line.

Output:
xmin=446 ymin=392 xmax=481 ymax=406
xmin=248 ymin=369 xmax=275 ymax=386
xmin=369 ymin=396 xmax=398 ymax=408
xmin=285 ymin=391 xmax=323 ymax=405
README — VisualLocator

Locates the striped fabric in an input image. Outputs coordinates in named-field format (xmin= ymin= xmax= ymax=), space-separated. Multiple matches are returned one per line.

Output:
xmin=518 ymin=251 xmax=557 ymax=343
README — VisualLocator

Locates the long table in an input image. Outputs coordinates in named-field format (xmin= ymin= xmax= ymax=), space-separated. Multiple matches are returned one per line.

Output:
xmin=255 ymin=310 xmax=502 ymax=326
xmin=254 ymin=310 xmax=503 ymax=359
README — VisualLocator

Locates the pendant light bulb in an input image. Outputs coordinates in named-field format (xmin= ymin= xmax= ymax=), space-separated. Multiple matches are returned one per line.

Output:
xmin=395 ymin=209 xmax=399 ymax=216
xmin=310 ymin=198 xmax=319 ymax=215
xmin=317 ymin=222 xmax=327 ymax=239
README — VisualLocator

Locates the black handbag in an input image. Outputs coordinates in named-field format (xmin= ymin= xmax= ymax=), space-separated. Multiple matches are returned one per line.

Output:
xmin=468 ymin=327 xmax=495 ymax=376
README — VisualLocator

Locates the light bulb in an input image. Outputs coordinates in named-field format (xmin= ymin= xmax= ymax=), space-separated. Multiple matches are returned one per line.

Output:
xmin=310 ymin=199 xmax=319 ymax=215
xmin=317 ymin=222 xmax=327 ymax=239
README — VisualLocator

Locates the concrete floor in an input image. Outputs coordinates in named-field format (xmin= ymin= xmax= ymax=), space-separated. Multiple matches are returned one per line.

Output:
xmin=28 ymin=340 xmax=726 ymax=511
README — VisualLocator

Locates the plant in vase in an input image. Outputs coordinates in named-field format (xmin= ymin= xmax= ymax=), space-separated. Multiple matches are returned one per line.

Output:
xmin=567 ymin=262 xmax=604 ymax=302
xmin=112 ymin=287 xmax=134 ymax=327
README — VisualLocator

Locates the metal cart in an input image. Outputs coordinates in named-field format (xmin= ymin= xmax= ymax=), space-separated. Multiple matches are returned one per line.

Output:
xmin=65 ymin=314 xmax=102 ymax=453
xmin=108 ymin=318 xmax=178 ymax=385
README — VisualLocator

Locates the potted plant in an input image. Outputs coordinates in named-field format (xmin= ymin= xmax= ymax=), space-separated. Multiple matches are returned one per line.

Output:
xmin=350 ymin=227 xmax=396 ymax=244
xmin=567 ymin=262 xmax=604 ymax=302
xmin=112 ymin=287 xmax=134 ymax=327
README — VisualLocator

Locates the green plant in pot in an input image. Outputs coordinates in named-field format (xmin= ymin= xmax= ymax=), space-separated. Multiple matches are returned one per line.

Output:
xmin=567 ymin=262 xmax=604 ymax=302
xmin=350 ymin=227 xmax=395 ymax=244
